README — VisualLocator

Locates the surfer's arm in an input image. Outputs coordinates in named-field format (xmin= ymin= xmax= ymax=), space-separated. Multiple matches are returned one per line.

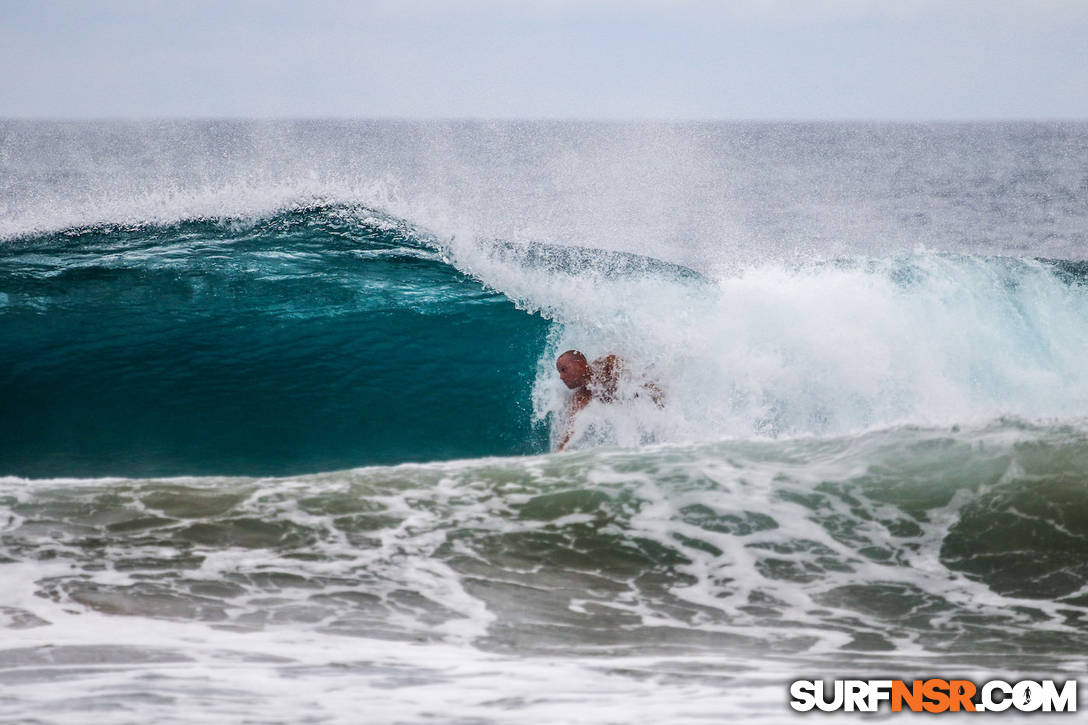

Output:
xmin=557 ymin=389 xmax=592 ymax=452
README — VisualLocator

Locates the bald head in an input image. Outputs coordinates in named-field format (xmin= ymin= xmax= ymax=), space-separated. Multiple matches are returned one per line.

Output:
xmin=556 ymin=350 xmax=590 ymax=389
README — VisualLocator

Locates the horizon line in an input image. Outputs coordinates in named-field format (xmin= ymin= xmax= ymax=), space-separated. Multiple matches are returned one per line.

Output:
xmin=3 ymin=115 xmax=1088 ymax=124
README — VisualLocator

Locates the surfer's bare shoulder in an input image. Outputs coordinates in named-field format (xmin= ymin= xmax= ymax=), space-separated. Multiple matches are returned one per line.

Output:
xmin=592 ymin=354 xmax=621 ymax=374
xmin=589 ymin=354 xmax=622 ymax=400
xmin=593 ymin=354 xmax=663 ymax=407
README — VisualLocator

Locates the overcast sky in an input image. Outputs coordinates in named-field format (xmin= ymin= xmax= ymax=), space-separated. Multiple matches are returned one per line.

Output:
xmin=2 ymin=0 xmax=1087 ymax=119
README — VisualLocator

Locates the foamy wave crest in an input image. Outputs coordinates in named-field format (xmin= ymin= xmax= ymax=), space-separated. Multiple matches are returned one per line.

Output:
xmin=436 ymin=249 xmax=1088 ymax=447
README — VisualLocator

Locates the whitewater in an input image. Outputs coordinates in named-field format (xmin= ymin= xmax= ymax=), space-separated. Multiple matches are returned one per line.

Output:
xmin=1 ymin=120 xmax=1087 ymax=723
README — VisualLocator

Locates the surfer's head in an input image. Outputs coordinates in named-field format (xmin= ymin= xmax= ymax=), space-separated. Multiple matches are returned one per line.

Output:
xmin=556 ymin=350 xmax=590 ymax=389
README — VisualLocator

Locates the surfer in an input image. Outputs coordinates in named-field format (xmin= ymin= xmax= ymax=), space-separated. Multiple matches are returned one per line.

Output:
xmin=555 ymin=350 xmax=663 ymax=451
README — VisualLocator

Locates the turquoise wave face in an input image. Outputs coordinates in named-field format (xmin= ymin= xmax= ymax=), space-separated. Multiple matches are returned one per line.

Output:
xmin=0 ymin=208 xmax=552 ymax=477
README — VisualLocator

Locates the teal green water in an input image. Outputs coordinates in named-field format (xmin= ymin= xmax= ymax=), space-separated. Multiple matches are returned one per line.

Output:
xmin=0 ymin=208 xmax=552 ymax=477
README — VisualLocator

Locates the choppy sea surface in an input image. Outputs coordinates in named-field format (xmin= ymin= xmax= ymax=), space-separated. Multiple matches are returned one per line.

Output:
xmin=2 ymin=121 xmax=1087 ymax=723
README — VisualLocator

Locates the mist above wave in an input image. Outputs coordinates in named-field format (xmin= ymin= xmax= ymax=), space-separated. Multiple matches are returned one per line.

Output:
xmin=4 ymin=120 xmax=1087 ymax=264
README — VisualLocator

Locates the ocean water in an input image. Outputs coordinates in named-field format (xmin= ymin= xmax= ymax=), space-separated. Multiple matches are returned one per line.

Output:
xmin=1 ymin=120 xmax=1087 ymax=723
